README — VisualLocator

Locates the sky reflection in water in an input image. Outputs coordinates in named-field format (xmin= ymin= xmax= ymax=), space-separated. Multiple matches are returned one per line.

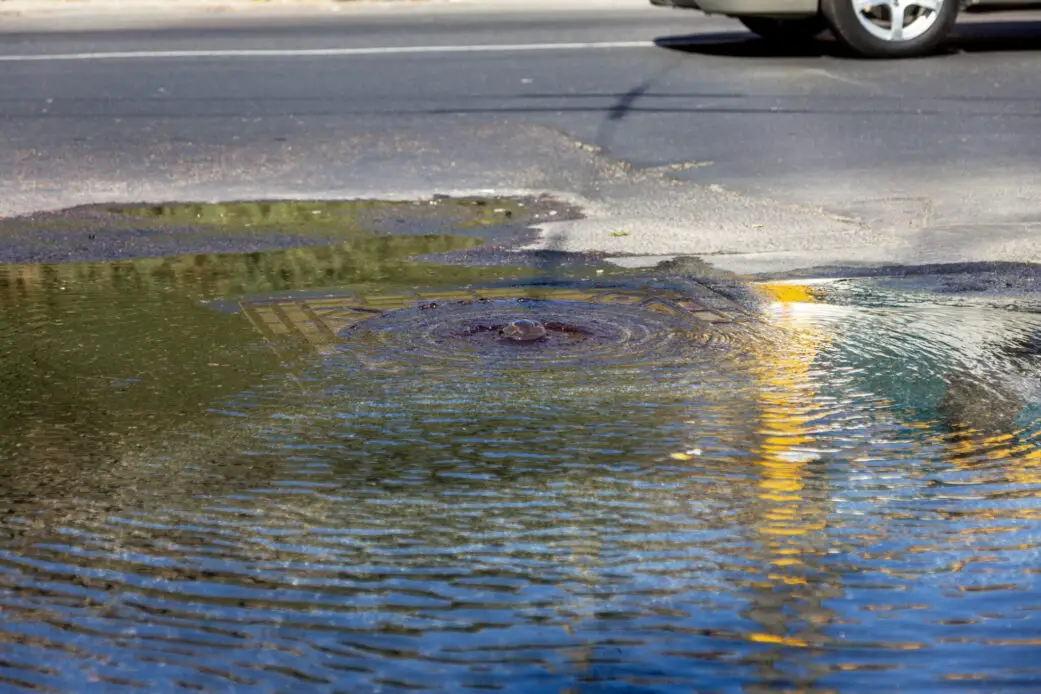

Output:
xmin=0 ymin=251 xmax=1040 ymax=693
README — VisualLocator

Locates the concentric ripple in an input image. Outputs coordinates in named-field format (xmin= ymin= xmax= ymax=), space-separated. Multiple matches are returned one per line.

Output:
xmin=338 ymin=298 xmax=730 ymax=368
xmin=11 ymin=266 xmax=1041 ymax=692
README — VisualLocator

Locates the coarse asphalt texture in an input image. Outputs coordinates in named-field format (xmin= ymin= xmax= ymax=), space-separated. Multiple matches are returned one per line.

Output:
xmin=1 ymin=0 xmax=1041 ymax=280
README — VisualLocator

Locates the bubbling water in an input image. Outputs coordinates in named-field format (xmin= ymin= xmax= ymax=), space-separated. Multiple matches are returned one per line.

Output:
xmin=498 ymin=319 xmax=547 ymax=342
xmin=337 ymin=298 xmax=738 ymax=369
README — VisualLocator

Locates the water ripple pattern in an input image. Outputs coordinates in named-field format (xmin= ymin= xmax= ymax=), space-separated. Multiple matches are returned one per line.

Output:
xmin=341 ymin=297 xmax=725 ymax=367
xmin=2 ymin=277 xmax=1041 ymax=692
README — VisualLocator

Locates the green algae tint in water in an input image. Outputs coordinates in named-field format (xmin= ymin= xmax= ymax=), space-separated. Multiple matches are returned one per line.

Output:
xmin=109 ymin=199 xmax=529 ymax=232
xmin=2 ymin=239 xmax=1041 ymax=691
xmin=0 ymin=198 xmax=545 ymax=265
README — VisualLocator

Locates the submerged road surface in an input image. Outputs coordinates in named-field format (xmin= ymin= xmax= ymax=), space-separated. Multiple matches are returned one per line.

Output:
xmin=7 ymin=5 xmax=1041 ymax=693
xmin=2 ymin=3 xmax=1041 ymax=273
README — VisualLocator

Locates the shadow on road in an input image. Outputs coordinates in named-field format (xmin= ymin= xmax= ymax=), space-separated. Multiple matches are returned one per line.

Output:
xmin=656 ymin=32 xmax=843 ymax=59
xmin=655 ymin=19 xmax=1041 ymax=59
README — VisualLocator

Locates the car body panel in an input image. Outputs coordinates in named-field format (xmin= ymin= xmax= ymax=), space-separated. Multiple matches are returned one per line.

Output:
xmin=651 ymin=0 xmax=1030 ymax=17
xmin=651 ymin=0 xmax=818 ymax=16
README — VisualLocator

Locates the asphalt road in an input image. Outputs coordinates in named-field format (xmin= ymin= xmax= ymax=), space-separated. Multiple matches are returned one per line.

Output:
xmin=2 ymin=3 xmax=1041 ymax=274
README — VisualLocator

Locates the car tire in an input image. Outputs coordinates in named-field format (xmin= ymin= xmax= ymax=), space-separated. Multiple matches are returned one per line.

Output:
xmin=738 ymin=16 xmax=828 ymax=42
xmin=821 ymin=0 xmax=959 ymax=58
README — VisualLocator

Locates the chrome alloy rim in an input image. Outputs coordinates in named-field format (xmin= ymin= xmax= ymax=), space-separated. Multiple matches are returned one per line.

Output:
xmin=853 ymin=0 xmax=943 ymax=42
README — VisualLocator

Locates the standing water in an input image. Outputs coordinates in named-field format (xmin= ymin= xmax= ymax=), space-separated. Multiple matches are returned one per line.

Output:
xmin=1 ymin=202 xmax=1041 ymax=692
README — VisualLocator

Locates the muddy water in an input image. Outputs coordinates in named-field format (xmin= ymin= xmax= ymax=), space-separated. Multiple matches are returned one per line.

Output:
xmin=1 ymin=214 xmax=1041 ymax=691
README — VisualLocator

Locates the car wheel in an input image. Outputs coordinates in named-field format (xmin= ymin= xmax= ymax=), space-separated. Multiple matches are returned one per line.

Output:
xmin=738 ymin=16 xmax=828 ymax=42
xmin=821 ymin=0 xmax=959 ymax=57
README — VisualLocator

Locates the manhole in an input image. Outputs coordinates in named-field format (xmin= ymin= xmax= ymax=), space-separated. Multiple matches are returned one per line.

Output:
xmin=238 ymin=285 xmax=748 ymax=365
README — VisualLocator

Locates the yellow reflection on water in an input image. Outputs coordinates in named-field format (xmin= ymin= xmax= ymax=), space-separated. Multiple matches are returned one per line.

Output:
xmin=729 ymin=282 xmax=840 ymax=680
xmin=942 ymin=430 xmax=1041 ymax=489
xmin=751 ymin=282 xmax=830 ymax=544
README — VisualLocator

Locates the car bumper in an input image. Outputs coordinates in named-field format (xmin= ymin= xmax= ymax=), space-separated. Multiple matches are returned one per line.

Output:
xmin=651 ymin=0 xmax=818 ymax=16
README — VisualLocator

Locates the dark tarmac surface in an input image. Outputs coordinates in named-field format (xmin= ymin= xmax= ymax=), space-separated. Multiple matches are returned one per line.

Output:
xmin=2 ymin=6 xmax=1041 ymax=274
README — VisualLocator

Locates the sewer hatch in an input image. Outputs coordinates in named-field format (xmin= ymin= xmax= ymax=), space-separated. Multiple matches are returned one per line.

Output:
xmin=238 ymin=284 xmax=748 ymax=360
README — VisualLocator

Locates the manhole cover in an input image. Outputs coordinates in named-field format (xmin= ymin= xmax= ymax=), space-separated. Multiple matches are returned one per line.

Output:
xmin=238 ymin=284 xmax=749 ymax=365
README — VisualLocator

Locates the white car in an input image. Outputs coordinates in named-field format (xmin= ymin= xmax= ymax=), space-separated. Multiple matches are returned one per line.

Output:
xmin=651 ymin=0 xmax=1006 ymax=58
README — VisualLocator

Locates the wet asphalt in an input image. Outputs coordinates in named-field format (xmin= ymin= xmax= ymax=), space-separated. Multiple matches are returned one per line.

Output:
xmin=0 ymin=196 xmax=583 ymax=265
xmin=1 ymin=4 xmax=1041 ymax=277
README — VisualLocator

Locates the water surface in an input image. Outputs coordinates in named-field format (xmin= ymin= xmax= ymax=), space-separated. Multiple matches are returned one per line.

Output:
xmin=1 ymin=247 xmax=1041 ymax=693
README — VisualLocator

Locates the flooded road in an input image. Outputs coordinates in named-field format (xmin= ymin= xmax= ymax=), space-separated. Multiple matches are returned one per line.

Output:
xmin=2 ymin=203 xmax=1041 ymax=692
